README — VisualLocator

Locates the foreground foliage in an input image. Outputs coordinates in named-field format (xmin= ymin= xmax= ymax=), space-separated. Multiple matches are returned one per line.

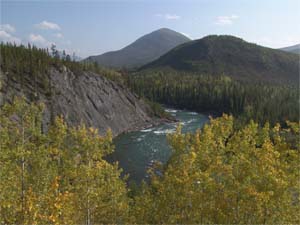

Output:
xmin=0 ymin=98 xmax=130 ymax=224
xmin=1 ymin=99 xmax=299 ymax=224
xmin=134 ymin=115 xmax=300 ymax=224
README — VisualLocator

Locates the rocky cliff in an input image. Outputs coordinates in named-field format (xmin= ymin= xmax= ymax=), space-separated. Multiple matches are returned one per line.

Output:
xmin=0 ymin=65 xmax=155 ymax=136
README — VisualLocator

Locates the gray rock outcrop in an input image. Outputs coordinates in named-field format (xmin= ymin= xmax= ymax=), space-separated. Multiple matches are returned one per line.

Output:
xmin=0 ymin=66 xmax=154 ymax=136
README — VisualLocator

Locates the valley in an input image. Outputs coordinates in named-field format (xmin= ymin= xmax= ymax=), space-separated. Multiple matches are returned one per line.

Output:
xmin=1 ymin=1 xmax=300 ymax=222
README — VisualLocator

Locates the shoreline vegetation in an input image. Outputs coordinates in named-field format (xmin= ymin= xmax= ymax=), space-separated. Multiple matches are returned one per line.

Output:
xmin=126 ymin=71 xmax=299 ymax=127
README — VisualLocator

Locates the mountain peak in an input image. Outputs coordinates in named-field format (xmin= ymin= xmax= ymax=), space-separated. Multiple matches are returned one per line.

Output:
xmin=154 ymin=27 xmax=182 ymax=34
xmin=84 ymin=28 xmax=190 ymax=68
xmin=156 ymin=27 xmax=173 ymax=32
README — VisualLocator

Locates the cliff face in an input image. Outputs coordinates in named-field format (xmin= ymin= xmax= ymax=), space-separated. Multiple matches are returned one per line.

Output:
xmin=0 ymin=66 xmax=154 ymax=136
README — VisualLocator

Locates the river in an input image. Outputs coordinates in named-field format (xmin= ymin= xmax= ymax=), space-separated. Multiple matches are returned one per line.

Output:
xmin=108 ymin=108 xmax=209 ymax=183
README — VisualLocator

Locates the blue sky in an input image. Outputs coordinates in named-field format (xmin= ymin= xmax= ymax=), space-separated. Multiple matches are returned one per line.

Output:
xmin=1 ymin=0 xmax=299 ymax=58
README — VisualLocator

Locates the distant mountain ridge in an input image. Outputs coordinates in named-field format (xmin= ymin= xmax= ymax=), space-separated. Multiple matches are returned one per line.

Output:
xmin=140 ymin=35 xmax=299 ymax=84
xmin=280 ymin=44 xmax=300 ymax=54
xmin=84 ymin=28 xmax=190 ymax=68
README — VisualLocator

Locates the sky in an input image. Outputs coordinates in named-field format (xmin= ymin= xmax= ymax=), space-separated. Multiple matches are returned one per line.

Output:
xmin=1 ymin=0 xmax=300 ymax=58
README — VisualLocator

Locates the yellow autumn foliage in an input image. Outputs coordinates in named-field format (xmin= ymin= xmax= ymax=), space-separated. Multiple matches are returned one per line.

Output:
xmin=0 ymin=98 xmax=130 ymax=224
xmin=133 ymin=115 xmax=300 ymax=224
xmin=1 ymin=98 xmax=299 ymax=224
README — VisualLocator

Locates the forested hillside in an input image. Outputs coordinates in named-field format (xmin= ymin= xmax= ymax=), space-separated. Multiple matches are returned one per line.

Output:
xmin=127 ymin=71 xmax=299 ymax=126
xmin=141 ymin=35 xmax=299 ymax=84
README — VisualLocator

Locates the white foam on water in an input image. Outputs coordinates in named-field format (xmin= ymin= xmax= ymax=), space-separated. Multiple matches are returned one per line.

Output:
xmin=186 ymin=119 xmax=197 ymax=124
xmin=188 ymin=112 xmax=198 ymax=115
xmin=136 ymin=134 xmax=146 ymax=142
xmin=141 ymin=128 xmax=154 ymax=132
xmin=154 ymin=128 xmax=175 ymax=135
xmin=178 ymin=118 xmax=197 ymax=127
xmin=165 ymin=109 xmax=178 ymax=113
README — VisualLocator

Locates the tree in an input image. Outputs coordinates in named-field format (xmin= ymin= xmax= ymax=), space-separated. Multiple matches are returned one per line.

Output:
xmin=51 ymin=44 xmax=59 ymax=59
xmin=62 ymin=50 xmax=66 ymax=60
xmin=133 ymin=115 xmax=300 ymax=224
xmin=66 ymin=54 xmax=71 ymax=62
xmin=0 ymin=97 xmax=47 ymax=224
xmin=66 ymin=125 xmax=131 ymax=224
xmin=0 ymin=98 xmax=131 ymax=224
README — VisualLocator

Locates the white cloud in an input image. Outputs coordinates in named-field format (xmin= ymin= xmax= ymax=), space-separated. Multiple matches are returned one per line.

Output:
xmin=29 ymin=33 xmax=53 ymax=46
xmin=0 ymin=30 xmax=11 ymax=39
xmin=215 ymin=15 xmax=239 ymax=25
xmin=54 ymin=33 xmax=63 ymax=38
xmin=36 ymin=21 xmax=61 ymax=30
xmin=156 ymin=13 xmax=181 ymax=20
xmin=165 ymin=14 xmax=181 ymax=20
xmin=0 ymin=24 xmax=16 ymax=33
xmin=0 ymin=30 xmax=21 ymax=44
xmin=29 ymin=34 xmax=47 ymax=43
